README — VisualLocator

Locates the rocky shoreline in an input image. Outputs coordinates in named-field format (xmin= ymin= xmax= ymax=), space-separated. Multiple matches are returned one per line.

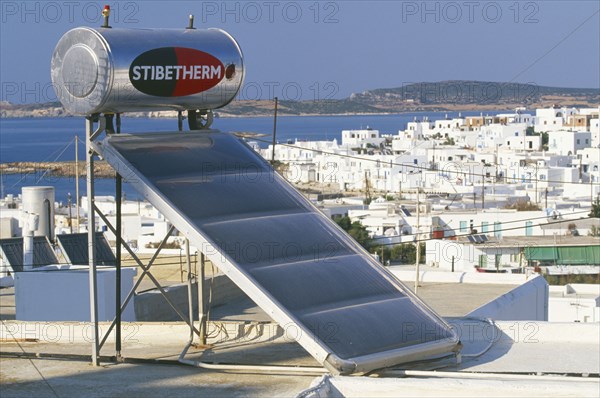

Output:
xmin=0 ymin=161 xmax=116 ymax=178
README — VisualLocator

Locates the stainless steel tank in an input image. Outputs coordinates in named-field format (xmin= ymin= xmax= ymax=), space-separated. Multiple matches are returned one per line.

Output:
xmin=51 ymin=27 xmax=244 ymax=115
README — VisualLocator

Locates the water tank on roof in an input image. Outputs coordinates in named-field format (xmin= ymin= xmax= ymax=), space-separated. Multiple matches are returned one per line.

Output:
xmin=21 ymin=187 xmax=55 ymax=241
xmin=51 ymin=26 xmax=244 ymax=115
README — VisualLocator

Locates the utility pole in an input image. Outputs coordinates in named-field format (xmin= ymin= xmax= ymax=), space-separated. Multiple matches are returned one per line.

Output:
xmin=67 ymin=193 xmax=73 ymax=234
xmin=482 ymin=173 xmax=485 ymax=209
xmin=414 ymin=188 xmax=421 ymax=294
xmin=494 ymin=144 xmax=498 ymax=196
xmin=75 ymin=135 xmax=80 ymax=232
xmin=270 ymin=97 xmax=278 ymax=164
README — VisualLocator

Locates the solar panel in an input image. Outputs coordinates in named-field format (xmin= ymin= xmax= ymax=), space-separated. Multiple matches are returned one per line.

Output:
xmin=480 ymin=235 xmax=489 ymax=242
xmin=56 ymin=232 xmax=116 ymax=266
xmin=0 ymin=237 xmax=58 ymax=272
xmin=473 ymin=235 xmax=483 ymax=243
xmin=99 ymin=131 xmax=459 ymax=374
xmin=467 ymin=235 xmax=476 ymax=243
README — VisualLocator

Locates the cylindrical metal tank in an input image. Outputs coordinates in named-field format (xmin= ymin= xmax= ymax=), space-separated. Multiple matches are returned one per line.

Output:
xmin=21 ymin=187 xmax=55 ymax=241
xmin=51 ymin=27 xmax=244 ymax=115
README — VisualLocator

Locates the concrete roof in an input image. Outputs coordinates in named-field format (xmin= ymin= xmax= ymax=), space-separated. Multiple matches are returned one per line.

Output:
xmin=1 ymin=264 xmax=597 ymax=397
xmin=454 ymin=235 xmax=600 ymax=248
xmin=1 ymin=318 xmax=598 ymax=398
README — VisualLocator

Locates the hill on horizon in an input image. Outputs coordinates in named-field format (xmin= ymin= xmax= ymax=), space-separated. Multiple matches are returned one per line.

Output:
xmin=1 ymin=80 xmax=598 ymax=118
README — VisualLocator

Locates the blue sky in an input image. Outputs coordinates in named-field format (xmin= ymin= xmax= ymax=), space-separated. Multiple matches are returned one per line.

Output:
xmin=1 ymin=0 xmax=599 ymax=103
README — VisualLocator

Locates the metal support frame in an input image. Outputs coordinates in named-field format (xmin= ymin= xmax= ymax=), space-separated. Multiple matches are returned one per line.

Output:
xmin=185 ymin=239 xmax=194 ymax=344
xmin=95 ymin=217 xmax=200 ymax=350
xmin=115 ymin=113 xmax=122 ymax=361
xmin=86 ymin=115 xmax=202 ymax=365
xmin=86 ymin=115 xmax=100 ymax=366
xmin=198 ymin=252 xmax=207 ymax=346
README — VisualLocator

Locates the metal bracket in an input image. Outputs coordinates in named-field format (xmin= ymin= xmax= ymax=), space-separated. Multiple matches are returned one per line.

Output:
xmin=94 ymin=210 xmax=200 ymax=350
xmin=188 ymin=109 xmax=214 ymax=130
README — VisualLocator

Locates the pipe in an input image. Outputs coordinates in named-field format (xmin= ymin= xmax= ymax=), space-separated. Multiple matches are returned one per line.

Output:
xmin=186 ymin=14 xmax=195 ymax=29
xmin=372 ymin=369 xmax=599 ymax=382
xmin=198 ymin=252 xmax=207 ymax=345
xmin=177 ymin=341 xmax=327 ymax=375
xmin=185 ymin=239 xmax=194 ymax=344
xmin=460 ymin=318 xmax=497 ymax=358
xmin=22 ymin=213 xmax=38 ymax=270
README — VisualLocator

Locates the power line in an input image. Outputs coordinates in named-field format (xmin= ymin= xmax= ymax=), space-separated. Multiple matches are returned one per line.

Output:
xmin=507 ymin=8 xmax=600 ymax=83
xmin=0 ymin=319 xmax=60 ymax=398
xmin=369 ymin=209 xmax=592 ymax=242
xmin=370 ymin=216 xmax=598 ymax=247
xmin=251 ymin=137 xmax=600 ymax=187
xmin=4 ymin=213 xmax=597 ymax=273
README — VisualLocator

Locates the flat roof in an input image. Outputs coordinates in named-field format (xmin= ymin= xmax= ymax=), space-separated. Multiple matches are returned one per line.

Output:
xmin=1 ymin=319 xmax=598 ymax=397
xmin=453 ymin=235 xmax=600 ymax=248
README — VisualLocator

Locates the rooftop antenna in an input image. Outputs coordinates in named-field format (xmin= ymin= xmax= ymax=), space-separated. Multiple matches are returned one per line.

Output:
xmin=101 ymin=5 xmax=111 ymax=28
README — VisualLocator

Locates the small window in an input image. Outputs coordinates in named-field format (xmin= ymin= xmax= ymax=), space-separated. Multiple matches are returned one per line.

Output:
xmin=494 ymin=222 xmax=502 ymax=238
xmin=481 ymin=222 xmax=489 ymax=233
xmin=577 ymin=139 xmax=580 ymax=144
xmin=460 ymin=221 xmax=467 ymax=233
xmin=478 ymin=255 xmax=488 ymax=268
xmin=525 ymin=221 xmax=533 ymax=236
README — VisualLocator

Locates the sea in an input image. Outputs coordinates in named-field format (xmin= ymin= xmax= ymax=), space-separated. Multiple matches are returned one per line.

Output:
xmin=0 ymin=111 xmax=492 ymax=203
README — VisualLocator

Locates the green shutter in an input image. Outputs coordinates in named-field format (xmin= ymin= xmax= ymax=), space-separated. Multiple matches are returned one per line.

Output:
xmin=525 ymin=245 xmax=600 ymax=265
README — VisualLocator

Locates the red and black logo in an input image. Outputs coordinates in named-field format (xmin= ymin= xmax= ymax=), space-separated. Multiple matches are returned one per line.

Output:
xmin=129 ymin=47 xmax=233 ymax=97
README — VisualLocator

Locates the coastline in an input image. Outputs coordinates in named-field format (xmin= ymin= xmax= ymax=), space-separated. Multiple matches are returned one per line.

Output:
xmin=0 ymin=161 xmax=115 ymax=178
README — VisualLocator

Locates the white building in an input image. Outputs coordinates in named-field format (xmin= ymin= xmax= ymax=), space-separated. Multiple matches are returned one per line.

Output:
xmin=503 ymin=134 xmax=542 ymax=152
xmin=341 ymin=128 xmax=385 ymax=148
xmin=589 ymin=117 xmax=600 ymax=147
xmin=496 ymin=109 xmax=535 ymax=126
xmin=535 ymin=107 xmax=576 ymax=132
xmin=405 ymin=119 xmax=433 ymax=138
xmin=548 ymin=130 xmax=592 ymax=156
xmin=477 ymin=123 xmax=527 ymax=149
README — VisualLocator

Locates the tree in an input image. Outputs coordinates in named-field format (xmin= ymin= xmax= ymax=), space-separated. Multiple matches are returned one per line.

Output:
xmin=334 ymin=216 xmax=372 ymax=249
xmin=590 ymin=196 xmax=600 ymax=218
xmin=442 ymin=137 xmax=455 ymax=146
xmin=389 ymin=243 xmax=425 ymax=264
